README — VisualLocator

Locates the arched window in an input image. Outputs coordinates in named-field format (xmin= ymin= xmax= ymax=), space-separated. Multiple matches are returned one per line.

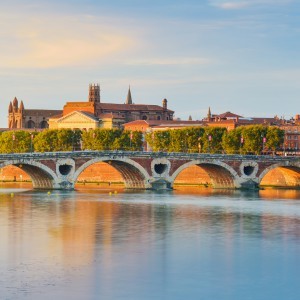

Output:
xmin=27 ymin=120 xmax=35 ymax=128
xmin=157 ymin=116 xmax=161 ymax=120
xmin=40 ymin=120 xmax=48 ymax=129
xmin=142 ymin=115 xmax=147 ymax=120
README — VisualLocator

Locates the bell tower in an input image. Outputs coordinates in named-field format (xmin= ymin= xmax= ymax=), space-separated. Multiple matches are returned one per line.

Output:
xmin=88 ymin=84 xmax=100 ymax=103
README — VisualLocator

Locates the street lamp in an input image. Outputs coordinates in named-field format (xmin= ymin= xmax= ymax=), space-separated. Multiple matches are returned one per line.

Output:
xmin=30 ymin=133 xmax=34 ymax=153
xmin=72 ymin=130 xmax=75 ymax=151
xmin=130 ymin=131 xmax=133 ymax=149
xmin=198 ymin=137 xmax=201 ymax=153
xmin=12 ymin=133 xmax=15 ymax=153
xmin=261 ymin=134 xmax=266 ymax=154
xmin=207 ymin=134 xmax=212 ymax=153
xmin=240 ymin=136 xmax=244 ymax=154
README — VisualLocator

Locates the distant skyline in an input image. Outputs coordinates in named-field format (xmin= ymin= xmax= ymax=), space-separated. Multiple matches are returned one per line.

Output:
xmin=1 ymin=0 xmax=300 ymax=128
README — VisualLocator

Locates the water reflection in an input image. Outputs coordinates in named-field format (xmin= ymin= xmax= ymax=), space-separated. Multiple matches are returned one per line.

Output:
xmin=1 ymin=185 xmax=300 ymax=299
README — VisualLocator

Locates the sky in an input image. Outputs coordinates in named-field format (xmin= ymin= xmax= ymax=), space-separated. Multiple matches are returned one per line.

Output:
xmin=1 ymin=0 xmax=300 ymax=128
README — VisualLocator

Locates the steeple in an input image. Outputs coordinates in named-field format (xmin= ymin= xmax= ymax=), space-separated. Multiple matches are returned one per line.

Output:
xmin=188 ymin=115 xmax=192 ymax=121
xmin=126 ymin=86 xmax=132 ymax=105
xmin=8 ymin=102 xmax=13 ymax=113
xmin=207 ymin=107 xmax=211 ymax=121
xmin=162 ymin=98 xmax=167 ymax=110
xmin=19 ymin=100 xmax=24 ymax=112
xmin=88 ymin=84 xmax=100 ymax=103
xmin=12 ymin=97 xmax=18 ymax=111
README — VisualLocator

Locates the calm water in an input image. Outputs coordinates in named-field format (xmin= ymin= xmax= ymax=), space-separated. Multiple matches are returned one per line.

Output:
xmin=1 ymin=184 xmax=300 ymax=300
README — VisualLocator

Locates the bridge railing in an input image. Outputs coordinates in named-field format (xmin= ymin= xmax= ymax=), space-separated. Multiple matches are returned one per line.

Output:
xmin=0 ymin=150 xmax=299 ymax=162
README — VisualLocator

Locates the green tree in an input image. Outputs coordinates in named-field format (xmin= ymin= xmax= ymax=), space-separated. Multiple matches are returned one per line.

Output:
xmin=222 ymin=127 xmax=244 ymax=154
xmin=201 ymin=127 xmax=227 ymax=153
xmin=33 ymin=129 xmax=81 ymax=152
xmin=266 ymin=126 xmax=284 ymax=153
xmin=145 ymin=130 xmax=171 ymax=152
xmin=241 ymin=125 xmax=267 ymax=155
xmin=0 ymin=131 xmax=36 ymax=153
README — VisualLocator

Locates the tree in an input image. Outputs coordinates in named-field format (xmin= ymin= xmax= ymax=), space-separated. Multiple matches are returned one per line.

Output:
xmin=222 ymin=127 xmax=244 ymax=154
xmin=266 ymin=126 xmax=284 ymax=153
xmin=241 ymin=125 xmax=267 ymax=155
xmin=201 ymin=127 xmax=227 ymax=153
xmin=145 ymin=130 xmax=171 ymax=152
xmin=0 ymin=131 xmax=36 ymax=153
xmin=33 ymin=129 xmax=82 ymax=152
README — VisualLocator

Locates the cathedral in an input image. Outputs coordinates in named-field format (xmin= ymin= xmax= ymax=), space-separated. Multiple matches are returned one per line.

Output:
xmin=8 ymin=97 xmax=62 ymax=129
xmin=7 ymin=84 xmax=174 ymax=130
xmin=49 ymin=84 xmax=174 ymax=130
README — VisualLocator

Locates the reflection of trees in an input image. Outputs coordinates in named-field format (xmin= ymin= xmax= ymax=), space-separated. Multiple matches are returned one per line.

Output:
xmin=2 ymin=189 xmax=300 ymax=269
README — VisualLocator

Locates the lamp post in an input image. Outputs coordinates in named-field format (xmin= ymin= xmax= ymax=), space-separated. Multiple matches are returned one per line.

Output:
xmin=92 ymin=131 xmax=96 ymax=150
xmin=30 ymin=133 xmax=33 ymax=153
xmin=261 ymin=134 xmax=266 ymax=154
xmin=72 ymin=130 xmax=75 ymax=151
xmin=240 ymin=136 xmax=244 ymax=154
xmin=207 ymin=134 xmax=212 ymax=153
xmin=12 ymin=133 xmax=15 ymax=153
xmin=130 ymin=131 xmax=133 ymax=149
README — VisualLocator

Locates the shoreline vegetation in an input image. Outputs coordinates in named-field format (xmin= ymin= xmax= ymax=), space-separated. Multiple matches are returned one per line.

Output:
xmin=0 ymin=125 xmax=284 ymax=155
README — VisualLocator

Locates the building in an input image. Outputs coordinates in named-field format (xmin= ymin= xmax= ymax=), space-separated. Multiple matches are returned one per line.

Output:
xmin=123 ymin=119 xmax=205 ymax=132
xmin=49 ymin=84 xmax=174 ymax=130
xmin=8 ymin=97 xmax=62 ymax=129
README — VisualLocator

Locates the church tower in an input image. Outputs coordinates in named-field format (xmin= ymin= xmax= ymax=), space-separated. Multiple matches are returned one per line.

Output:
xmin=207 ymin=107 xmax=212 ymax=121
xmin=8 ymin=97 xmax=24 ymax=129
xmin=126 ymin=86 xmax=133 ymax=105
xmin=162 ymin=98 xmax=167 ymax=110
xmin=88 ymin=84 xmax=100 ymax=103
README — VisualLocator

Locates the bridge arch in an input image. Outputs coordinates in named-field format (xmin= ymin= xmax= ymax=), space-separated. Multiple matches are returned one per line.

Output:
xmin=73 ymin=157 xmax=151 ymax=189
xmin=170 ymin=160 xmax=239 ymax=189
xmin=0 ymin=160 xmax=57 ymax=189
xmin=259 ymin=162 xmax=300 ymax=188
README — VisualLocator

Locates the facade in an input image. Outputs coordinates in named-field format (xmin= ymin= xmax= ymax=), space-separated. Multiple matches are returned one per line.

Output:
xmin=8 ymin=97 xmax=62 ymax=129
xmin=7 ymin=84 xmax=174 ymax=131
xmin=124 ymin=120 xmax=205 ymax=132
xmin=279 ymin=123 xmax=300 ymax=153
xmin=49 ymin=84 xmax=174 ymax=130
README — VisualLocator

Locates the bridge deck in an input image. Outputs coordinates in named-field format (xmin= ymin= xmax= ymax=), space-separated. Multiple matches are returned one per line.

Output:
xmin=0 ymin=150 xmax=298 ymax=162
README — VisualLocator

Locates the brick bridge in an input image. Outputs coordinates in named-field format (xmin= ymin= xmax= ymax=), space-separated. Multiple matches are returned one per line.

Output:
xmin=0 ymin=151 xmax=299 ymax=190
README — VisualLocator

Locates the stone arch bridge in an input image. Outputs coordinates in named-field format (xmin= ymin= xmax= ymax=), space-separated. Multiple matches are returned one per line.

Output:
xmin=0 ymin=151 xmax=299 ymax=190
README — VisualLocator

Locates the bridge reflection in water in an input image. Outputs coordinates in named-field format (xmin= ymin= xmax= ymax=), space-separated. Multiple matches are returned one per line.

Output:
xmin=0 ymin=151 xmax=299 ymax=190
xmin=1 ymin=187 xmax=300 ymax=299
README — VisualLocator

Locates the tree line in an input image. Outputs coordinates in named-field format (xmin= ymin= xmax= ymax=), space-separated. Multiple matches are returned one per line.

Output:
xmin=0 ymin=125 xmax=284 ymax=155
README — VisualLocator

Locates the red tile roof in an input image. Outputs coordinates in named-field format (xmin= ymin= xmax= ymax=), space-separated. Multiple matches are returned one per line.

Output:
xmin=96 ymin=103 xmax=174 ymax=112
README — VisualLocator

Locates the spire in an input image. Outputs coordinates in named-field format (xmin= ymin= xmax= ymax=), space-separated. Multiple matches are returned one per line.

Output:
xmin=8 ymin=102 xmax=13 ymax=113
xmin=207 ymin=107 xmax=211 ymax=120
xmin=188 ymin=115 xmax=192 ymax=121
xmin=162 ymin=98 xmax=167 ymax=110
xmin=12 ymin=97 xmax=18 ymax=112
xmin=19 ymin=100 xmax=24 ymax=112
xmin=126 ymin=86 xmax=132 ymax=105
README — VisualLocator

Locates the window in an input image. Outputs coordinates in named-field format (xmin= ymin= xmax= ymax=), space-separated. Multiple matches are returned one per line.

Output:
xmin=27 ymin=120 xmax=35 ymax=129
xmin=40 ymin=120 xmax=48 ymax=129
xmin=142 ymin=116 xmax=147 ymax=120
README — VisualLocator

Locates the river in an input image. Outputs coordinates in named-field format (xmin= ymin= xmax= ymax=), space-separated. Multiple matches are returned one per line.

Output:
xmin=1 ymin=183 xmax=300 ymax=299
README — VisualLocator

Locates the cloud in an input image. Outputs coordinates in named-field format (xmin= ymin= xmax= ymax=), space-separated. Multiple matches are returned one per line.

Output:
xmin=125 ymin=57 xmax=212 ymax=66
xmin=211 ymin=0 xmax=293 ymax=10
xmin=0 ymin=12 xmax=135 ymax=69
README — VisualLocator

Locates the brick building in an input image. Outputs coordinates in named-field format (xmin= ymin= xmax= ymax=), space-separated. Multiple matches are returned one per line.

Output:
xmin=49 ymin=84 xmax=174 ymax=130
xmin=8 ymin=97 xmax=62 ymax=129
